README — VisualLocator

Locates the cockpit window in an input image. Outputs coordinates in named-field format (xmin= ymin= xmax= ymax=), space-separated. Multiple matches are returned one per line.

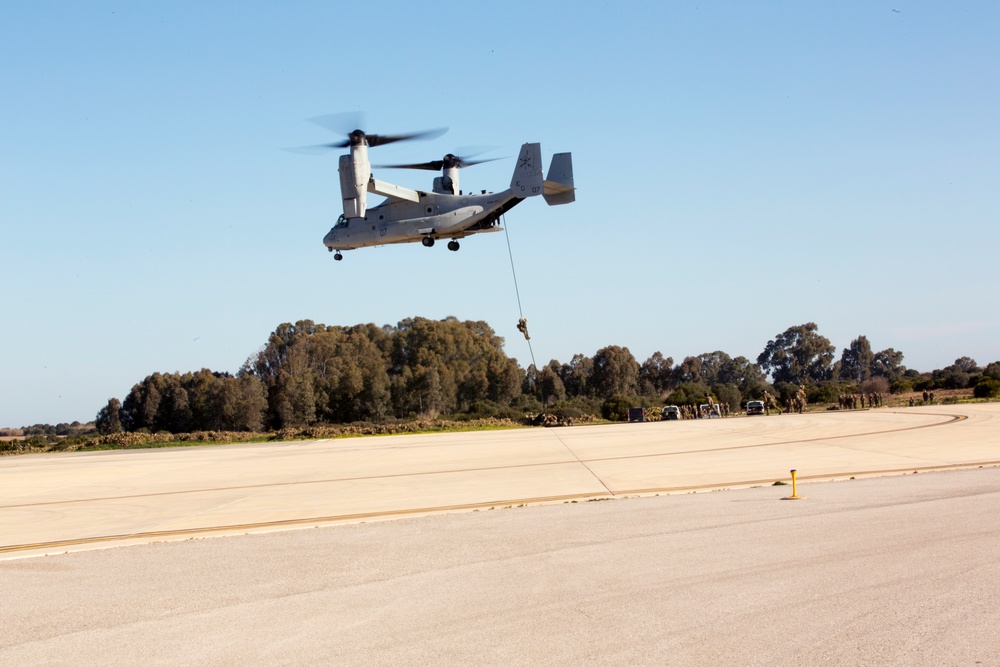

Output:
xmin=335 ymin=214 xmax=349 ymax=229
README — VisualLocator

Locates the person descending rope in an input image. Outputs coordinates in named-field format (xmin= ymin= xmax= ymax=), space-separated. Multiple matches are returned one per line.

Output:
xmin=517 ymin=317 xmax=531 ymax=340
xmin=504 ymin=213 xmax=537 ymax=368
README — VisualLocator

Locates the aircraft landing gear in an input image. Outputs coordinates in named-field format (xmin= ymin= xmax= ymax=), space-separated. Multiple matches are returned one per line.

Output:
xmin=447 ymin=240 xmax=460 ymax=252
xmin=422 ymin=236 xmax=435 ymax=248
xmin=334 ymin=252 xmax=343 ymax=261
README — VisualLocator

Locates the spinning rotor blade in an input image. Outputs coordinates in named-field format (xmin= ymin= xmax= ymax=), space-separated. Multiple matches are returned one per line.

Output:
xmin=307 ymin=112 xmax=364 ymax=135
xmin=375 ymin=153 xmax=503 ymax=171
xmin=297 ymin=112 xmax=446 ymax=150
xmin=366 ymin=128 xmax=448 ymax=147
xmin=282 ymin=143 xmax=345 ymax=155
xmin=285 ymin=113 xmax=364 ymax=151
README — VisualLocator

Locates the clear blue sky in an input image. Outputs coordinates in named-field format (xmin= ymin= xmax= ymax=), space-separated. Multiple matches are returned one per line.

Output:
xmin=2 ymin=1 xmax=998 ymax=426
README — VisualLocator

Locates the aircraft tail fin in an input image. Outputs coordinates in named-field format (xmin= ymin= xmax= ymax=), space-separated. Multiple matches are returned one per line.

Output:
xmin=543 ymin=152 xmax=575 ymax=205
xmin=510 ymin=143 xmax=544 ymax=197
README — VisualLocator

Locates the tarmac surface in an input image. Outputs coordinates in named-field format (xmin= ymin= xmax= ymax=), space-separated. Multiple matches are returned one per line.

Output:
xmin=2 ymin=404 xmax=999 ymax=664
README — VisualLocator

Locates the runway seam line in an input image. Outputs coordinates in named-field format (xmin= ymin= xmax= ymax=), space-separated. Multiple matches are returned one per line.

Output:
xmin=3 ymin=461 xmax=998 ymax=556
xmin=0 ymin=413 xmax=968 ymax=509
xmin=549 ymin=429 xmax=615 ymax=497
xmin=0 ymin=412 xmax=964 ymax=511
xmin=0 ymin=490 xmax=613 ymax=554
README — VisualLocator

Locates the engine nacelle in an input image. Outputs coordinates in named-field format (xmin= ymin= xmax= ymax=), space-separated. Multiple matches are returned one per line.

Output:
xmin=432 ymin=166 xmax=460 ymax=195
xmin=432 ymin=175 xmax=453 ymax=195
xmin=338 ymin=145 xmax=371 ymax=219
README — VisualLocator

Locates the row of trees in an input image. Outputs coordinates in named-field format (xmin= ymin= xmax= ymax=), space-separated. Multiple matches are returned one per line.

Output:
xmin=0 ymin=422 xmax=90 ymax=438
xmin=97 ymin=370 xmax=268 ymax=435
xmin=756 ymin=324 xmax=999 ymax=395
xmin=757 ymin=324 xmax=908 ymax=385
xmin=99 ymin=318 xmax=523 ymax=434
xmin=95 ymin=319 xmax=1000 ymax=435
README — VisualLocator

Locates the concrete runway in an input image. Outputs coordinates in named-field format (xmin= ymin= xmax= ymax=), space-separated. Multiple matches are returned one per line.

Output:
xmin=2 ymin=404 xmax=999 ymax=664
xmin=1 ymin=405 xmax=996 ymax=558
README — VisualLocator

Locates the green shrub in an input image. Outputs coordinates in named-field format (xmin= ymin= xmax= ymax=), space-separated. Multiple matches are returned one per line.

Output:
xmin=711 ymin=383 xmax=743 ymax=410
xmin=665 ymin=382 xmax=711 ymax=407
xmin=457 ymin=400 xmax=522 ymax=421
xmin=890 ymin=379 xmax=913 ymax=394
xmin=601 ymin=394 xmax=633 ymax=421
xmin=552 ymin=396 xmax=603 ymax=419
xmin=807 ymin=381 xmax=843 ymax=404
xmin=973 ymin=378 xmax=1000 ymax=399
xmin=774 ymin=382 xmax=800 ymax=405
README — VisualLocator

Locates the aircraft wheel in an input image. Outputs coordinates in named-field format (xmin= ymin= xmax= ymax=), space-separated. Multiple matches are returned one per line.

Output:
xmin=447 ymin=240 xmax=460 ymax=252
xmin=334 ymin=252 xmax=343 ymax=261
xmin=422 ymin=237 xmax=435 ymax=248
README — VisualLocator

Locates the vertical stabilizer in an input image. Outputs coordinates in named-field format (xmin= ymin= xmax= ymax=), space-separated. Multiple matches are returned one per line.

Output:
xmin=543 ymin=152 xmax=575 ymax=205
xmin=510 ymin=143 xmax=544 ymax=197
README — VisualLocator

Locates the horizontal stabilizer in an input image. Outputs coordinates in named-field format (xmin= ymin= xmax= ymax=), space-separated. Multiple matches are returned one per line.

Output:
xmin=543 ymin=152 xmax=575 ymax=205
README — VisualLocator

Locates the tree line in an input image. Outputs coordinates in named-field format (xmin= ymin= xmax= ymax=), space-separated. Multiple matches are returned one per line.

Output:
xmin=93 ymin=319 xmax=1000 ymax=435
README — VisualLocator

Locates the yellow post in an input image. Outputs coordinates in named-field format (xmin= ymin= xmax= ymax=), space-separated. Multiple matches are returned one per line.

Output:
xmin=783 ymin=469 xmax=804 ymax=500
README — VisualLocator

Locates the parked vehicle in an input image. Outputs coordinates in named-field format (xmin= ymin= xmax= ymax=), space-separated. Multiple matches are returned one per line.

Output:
xmin=699 ymin=403 xmax=722 ymax=418
xmin=627 ymin=407 xmax=646 ymax=423
xmin=746 ymin=400 xmax=765 ymax=416
xmin=661 ymin=405 xmax=681 ymax=420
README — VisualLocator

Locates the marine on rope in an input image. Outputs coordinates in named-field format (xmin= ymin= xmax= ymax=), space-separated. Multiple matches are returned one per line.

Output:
xmin=517 ymin=317 xmax=530 ymax=340
xmin=504 ymin=213 xmax=537 ymax=369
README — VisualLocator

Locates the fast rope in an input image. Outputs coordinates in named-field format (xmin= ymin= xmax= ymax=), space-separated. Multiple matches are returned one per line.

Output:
xmin=503 ymin=213 xmax=537 ymax=371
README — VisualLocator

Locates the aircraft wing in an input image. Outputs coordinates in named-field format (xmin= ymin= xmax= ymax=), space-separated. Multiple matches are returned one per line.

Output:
xmin=368 ymin=177 xmax=421 ymax=203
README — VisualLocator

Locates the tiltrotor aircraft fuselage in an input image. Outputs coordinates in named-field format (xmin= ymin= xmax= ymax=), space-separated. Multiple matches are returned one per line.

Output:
xmin=307 ymin=126 xmax=574 ymax=260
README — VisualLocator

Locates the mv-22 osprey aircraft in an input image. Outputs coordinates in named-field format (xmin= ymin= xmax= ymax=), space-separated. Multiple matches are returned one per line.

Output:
xmin=291 ymin=118 xmax=575 ymax=260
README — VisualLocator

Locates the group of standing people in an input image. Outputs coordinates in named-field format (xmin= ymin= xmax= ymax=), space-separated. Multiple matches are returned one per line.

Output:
xmin=673 ymin=385 xmax=906 ymax=419
xmin=838 ymin=393 xmax=885 ymax=410
xmin=678 ymin=402 xmax=732 ymax=419
xmin=788 ymin=386 xmax=808 ymax=414
xmin=761 ymin=386 xmax=808 ymax=415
